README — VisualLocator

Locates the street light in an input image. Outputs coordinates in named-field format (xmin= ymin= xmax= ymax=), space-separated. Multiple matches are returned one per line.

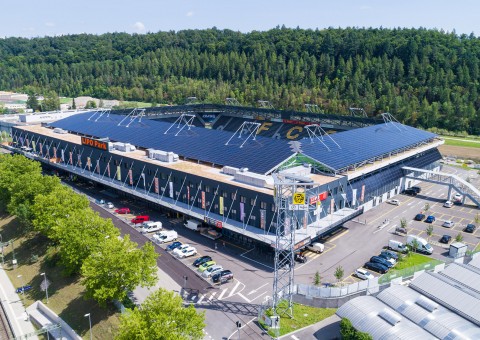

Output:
xmin=84 ymin=313 xmax=92 ymax=340
xmin=183 ymin=276 xmax=188 ymax=289
xmin=40 ymin=272 xmax=49 ymax=304
xmin=236 ymin=321 xmax=241 ymax=340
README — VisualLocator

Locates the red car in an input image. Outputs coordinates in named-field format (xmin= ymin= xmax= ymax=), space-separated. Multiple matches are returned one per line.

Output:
xmin=131 ymin=215 xmax=149 ymax=224
xmin=115 ymin=207 xmax=130 ymax=214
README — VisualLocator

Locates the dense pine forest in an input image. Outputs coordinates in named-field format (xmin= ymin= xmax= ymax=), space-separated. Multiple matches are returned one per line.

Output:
xmin=1 ymin=27 xmax=479 ymax=134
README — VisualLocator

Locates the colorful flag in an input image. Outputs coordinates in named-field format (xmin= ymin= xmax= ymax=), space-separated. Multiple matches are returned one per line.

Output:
xmin=154 ymin=177 xmax=159 ymax=194
xmin=128 ymin=169 xmax=133 ymax=185
xmin=260 ymin=209 xmax=266 ymax=229
xmin=219 ymin=196 xmax=224 ymax=215
xmin=201 ymin=191 xmax=206 ymax=209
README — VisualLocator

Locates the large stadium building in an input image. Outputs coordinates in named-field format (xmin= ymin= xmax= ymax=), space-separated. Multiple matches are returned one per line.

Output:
xmin=6 ymin=104 xmax=444 ymax=254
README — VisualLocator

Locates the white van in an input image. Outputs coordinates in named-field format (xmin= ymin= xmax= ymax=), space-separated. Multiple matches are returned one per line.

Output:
xmin=184 ymin=219 xmax=202 ymax=231
xmin=153 ymin=230 xmax=178 ymax=243
xmin=140 ymin=221 xmax=162 ymax=233
xmin=406 ymin=235 xmax=433 ymax=255
xmin=388 ymin=240 xmax=408 ymax=253
xmin=306 ymin=242 xmax=324 ymax=253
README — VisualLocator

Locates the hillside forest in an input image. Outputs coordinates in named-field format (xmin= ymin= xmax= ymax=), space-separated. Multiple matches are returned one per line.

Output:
xmin=0 ymin=27 xmax=479 ymax=134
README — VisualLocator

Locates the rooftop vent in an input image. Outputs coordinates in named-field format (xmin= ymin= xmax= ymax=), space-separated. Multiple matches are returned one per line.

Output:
xmin=378 ymin=309 xmax=402 ymax=326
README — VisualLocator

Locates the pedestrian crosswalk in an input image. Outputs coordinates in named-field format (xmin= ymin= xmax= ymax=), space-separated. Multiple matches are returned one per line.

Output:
xmin=184 ymin=282 xmax=245 ymax=305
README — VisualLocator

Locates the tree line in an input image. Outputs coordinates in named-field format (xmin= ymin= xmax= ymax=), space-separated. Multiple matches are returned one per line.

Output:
xmin=1 ymin=27 xmax=479 ymax=134
xmin=0 ymin=154 xmax=204 ymax=339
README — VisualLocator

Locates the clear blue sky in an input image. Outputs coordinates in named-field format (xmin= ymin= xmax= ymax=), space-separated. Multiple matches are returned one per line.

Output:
xmin=2 ymin=0 xmax=479 ymax=38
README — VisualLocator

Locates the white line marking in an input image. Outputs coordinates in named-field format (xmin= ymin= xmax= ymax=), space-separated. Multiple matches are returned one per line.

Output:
xmin=208 ymin=292 xmax=217 ymax=301
xmin=197 ymin=295 xmax=205 ymax=304
xmin=218 ymin=288 xmax=228 ymax=300
xmin=249 ymin=291 xmax=268 ymax=303
xmin=227 ymin=316 xmax=257 ymax=340
xmin=291 ymin=335 xmax=300 ymax=340
xmin=247 ymin=282 xmax=269 ymax=295
xmin=237 ymin=292 xmax=251 ymax=303
xmin=228 ymin=281 xmax=242 ymax=297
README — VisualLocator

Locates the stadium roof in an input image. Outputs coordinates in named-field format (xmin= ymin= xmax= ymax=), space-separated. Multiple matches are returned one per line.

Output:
xmin=299 ymin=122 xmax=437 ymax=171
xmin=49 ymin=112 xmax=294 ymax=174
xmin=49 ymin=112 xmax=438 ymax=174
xmin=336 ymin=295 xmax=435 ymax=340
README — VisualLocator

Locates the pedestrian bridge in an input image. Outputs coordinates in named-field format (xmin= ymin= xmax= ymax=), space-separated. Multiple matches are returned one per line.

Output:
xmin=402 ymin=166 xmax=480 ymax=208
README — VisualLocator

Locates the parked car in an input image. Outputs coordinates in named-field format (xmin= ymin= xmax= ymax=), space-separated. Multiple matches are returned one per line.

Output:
xmin=155 ymin=230 xmax=178 ymax=243
xmin=173 ymin=244 xmax=191 ymax=256
xmin=442 ymin=220 xmax=455 ymax=228
xmin=370 ymin=256 xmax=393 ymax=268
xmin=106 ymin=202 xmax=114 ymax=209
xmin=443 ymin=201 xmax=453 ymax=208
xmin=378 ymin=253 xmax=396 ymax=265
xmin=166 ymin=241 xmax=182 ymax=251
xmin=394 ymin=226 xmax=407 ymax=235
xmin=202 ymin=265 xmax=223 ymax=278
xmin=380 ymin=249 xmax=399 ymax=261
xmin=453 ymin=193 xmax=462 ymax=201
xmin=388 ymin=240 xmax=409 ymax=253
xmin=403 ymin=189 xmax=417 ymax=196
xmin=465 ymin=224 xmax=476 ymax=233
xmin=95 ymin=199 xmax=105 ymax=205
xmin=115 ymin=207 xmax=130 ymax=214
xmin=198 ymin=261 xmax=216 ymax=272
xmin=140 ymin=221 xmax=162 ymax=233
xmin=193 ymin=255 xmax=212 ymax=267
xmin=177 ymin=247 xmax=197 ymax=259
xmin=131 ymin=215 xmax=149 ymax=224
xmin=425 ymin=215 xmax=436 ymax=223
xmin=294 ymin=253 xmax=307 ymax=263
xmin=410 ymin=186 xmax=422 ymax=193
xmin=414 ymin=213 xmax=426 ymax=221
xmin=387 ymin=199 xmax=400 ymax=206
xmin=406 ymin=235 xmax=433 ymax=255
xmin=306 ymin=242 xmax=324 ymax=253
xmin=354 ymin=268 xmax=374 ymax=280
xmin=212 ymin=270 xmax=234 ymax=284
xmin=364 ymin=262 xmax=389 ymax=274
xmin=439 ymin=235 xmax=452 ymax=244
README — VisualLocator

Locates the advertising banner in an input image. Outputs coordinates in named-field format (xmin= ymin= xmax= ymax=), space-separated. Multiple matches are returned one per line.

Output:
xmin=69 ymin=151 xmax=72 ymax=164
xmin=187 ymin=186 xmax=190 ymax=203
xmin=61 ymin=149 xmax=65 ymax=163
xmin=128 ymin=169 xmax=133 ymax=185
xmin=32 ymin=141 xmax=36 ymax=152
xmin=293 ymin=192 xmax=305 ymax=205
xmin=154 ymin=177 xmax=159 ymax=194
xmin=240 ymin=202 xmax=245 ymax=221
xmin=116 ymin=166 xmax=121 ymax=181
xmin=352 ymin=188 xmax=357 ymax=206
xmin=96 ymin=160 xmax=100 ymax=174
xmin=53 ymin=147 xmax=57 ymax=159
xmin=219 ymin=196 xmax=224 ymax=215
xmin=169 ymin=181 xmax=173 ymax=198
xmin=360 ymin=184 xmax=365 ymax=202
xmin=107 ymin=163 xmax=110 ymax=177
xmin=77 ymin=154 xmax=81 ymax=166
xmin=87 ymin=157 xmax=91 ymax=170
xmin=39 ymin=143 xmax=43 ymax=156
xmin=201 ymin=191 xmax=206 ymax=209
xmin=330 ymin=198 xmax=335 ymax=214
xmin=260 ymin=209 xmax=266 ymax=229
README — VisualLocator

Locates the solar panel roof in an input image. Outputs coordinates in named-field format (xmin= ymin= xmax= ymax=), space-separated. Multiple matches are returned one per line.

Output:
xmin=49 ymin=112 xmax=295 ymax=174
xmin=299 ymin=122 xmax=437 ymax=171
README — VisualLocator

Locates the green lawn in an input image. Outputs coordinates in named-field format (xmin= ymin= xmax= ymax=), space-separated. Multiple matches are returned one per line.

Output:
xmin=442 ymin=137 xmax=480 ymax=149
xmin=379 ymin=253 xmax=443 ymax=284
xmin=0 ymin=212 xmax=120 ymax=339
xmin=59 ymin=97 xmax=73 ymax=104
xmin=259 ymin=301 xmax=336 ymax=337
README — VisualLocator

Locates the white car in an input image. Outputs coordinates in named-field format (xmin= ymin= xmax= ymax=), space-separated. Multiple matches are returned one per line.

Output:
xmin=443 ymin=220 xmax=455 ymax=228
xmin=106 ymin=202 xmax=114 ymax=209
xmin=202 ymin=265 xmax=223 ymax=278
xmin=355 ymin=268 xmax=374 ymax=280
xmin=177 ymin=246 xmax=197 ymax=258
xmin=387 ymin=199 xmax=400 ymax=206
xmin=443 ymin=201 xmax=453 ymax=208
xmin=140 ymin=221 xmax=162 ymax=234
xmin=173 ymin=244 xmax=191 ymax=256
xmin=453 ymin=193 xmax=462 ymax=201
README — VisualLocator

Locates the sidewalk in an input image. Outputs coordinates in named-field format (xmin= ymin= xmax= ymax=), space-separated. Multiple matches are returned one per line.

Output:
xmin=131 ymin=266 xmax=182 ymax=305
xmin=0 ymin=265 xmax=38 ymax=339
xmin=279 ymin=315 xmax=341 ymax=340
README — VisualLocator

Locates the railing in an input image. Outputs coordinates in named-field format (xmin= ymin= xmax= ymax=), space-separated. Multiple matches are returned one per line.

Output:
xmin=378 ymin=260 xmax=444 ymax=284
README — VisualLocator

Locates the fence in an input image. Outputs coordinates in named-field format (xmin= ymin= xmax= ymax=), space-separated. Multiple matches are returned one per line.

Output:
xmin=295 ymin=277 xmax=380 ymax=299
xmin=378 ymin=260 xmax=444 ymax=284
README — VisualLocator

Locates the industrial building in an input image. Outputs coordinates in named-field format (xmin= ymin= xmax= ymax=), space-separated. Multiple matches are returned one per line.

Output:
xmin=5 ymin=104 xmax=443 ymax=253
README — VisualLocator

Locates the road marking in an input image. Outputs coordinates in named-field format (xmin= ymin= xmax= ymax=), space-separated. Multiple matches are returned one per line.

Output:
xmin=197 ymin=295 xmax=205 ymax=304
xmin=291 ymin=335 xmax=300 ymax=340
xmin=228 ymin=281 xmax=242 ymax=297
xmin=218 ymin=288 xmax=229 ymax=300
xmin=247 ymin=282 xmax=269 ymax=295
xmin=329 ymin=229 xmax=349 ymax=242
xmin=249 ymin=291 xmax=268 ymax=303
xmin=237 ymin=292 xmax=251 ymax=303
xmin=208 ymin=292 xmax=217 ymax=301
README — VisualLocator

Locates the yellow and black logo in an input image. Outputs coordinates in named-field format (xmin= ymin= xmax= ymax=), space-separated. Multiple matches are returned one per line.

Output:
xmin=292 ymin=192 xmax=305 ymax=205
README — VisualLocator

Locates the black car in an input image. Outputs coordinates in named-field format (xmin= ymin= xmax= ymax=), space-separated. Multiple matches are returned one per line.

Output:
xmin=294 ymin=253 xmax=307 ymax=263
xmin=465 ymin=224 xmax=476 ymax=233
xmin=410 ymin=186 xmax=422 ymax=193
xmin=212 ymin=270 xmax=234 ymax=283
xmin=403 ymin=189 xmax=417 ymax=196
xmin=414 ymin=213 xmax=426 ymax=221
xmin=364 ymin=262 xmax=389 ymax=274
xmin=439 ymin=235 xmax=452 ymax=244
xmin=370 ymin=256 xmax=393 ymax=268
xmin=166 ymin=241 xmax=182 ymax=251
xmin=193 ymin=255 xmax=212 ymax=267
xmin=380 ymin=250 xmax=399 ymax=261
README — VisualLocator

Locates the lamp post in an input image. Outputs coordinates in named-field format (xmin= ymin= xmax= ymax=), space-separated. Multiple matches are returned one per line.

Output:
xmin=84 ymin=313 xmax=92 ymax=340
xmin=183 ymin=275 xmax=188 ymax=290
xmin=40 ymin=272 xmax=49 ymax=304
xmin=236 ymin=321 xmax=241 ymax=340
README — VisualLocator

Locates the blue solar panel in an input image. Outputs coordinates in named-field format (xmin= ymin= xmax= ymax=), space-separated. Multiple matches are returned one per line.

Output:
xmin=299 ymin=122 xmax=437 ymax=171
xmin=50 ymin=113 xmax=294 ymax=174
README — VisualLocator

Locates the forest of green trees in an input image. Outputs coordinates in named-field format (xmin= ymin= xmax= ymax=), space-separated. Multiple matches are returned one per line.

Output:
xmin=1 ymin=27 xmax=479 ymax=134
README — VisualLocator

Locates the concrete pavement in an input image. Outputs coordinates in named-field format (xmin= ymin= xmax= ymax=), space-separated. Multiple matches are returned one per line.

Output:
xmin=0 ymin=265 xmax=38 ymax=339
